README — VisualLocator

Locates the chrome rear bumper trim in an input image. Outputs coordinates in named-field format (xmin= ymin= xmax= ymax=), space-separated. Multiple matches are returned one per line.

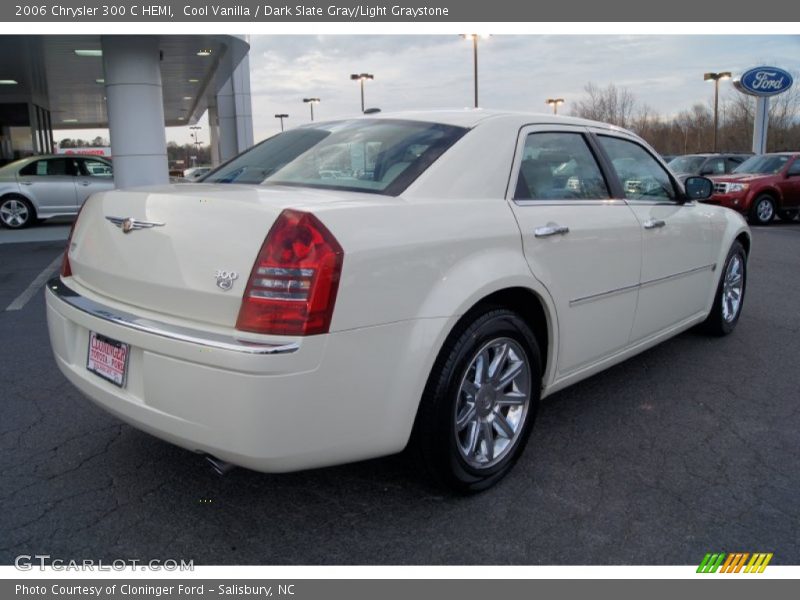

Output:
xmin=46 ymin=277 xmax=300 ymax=356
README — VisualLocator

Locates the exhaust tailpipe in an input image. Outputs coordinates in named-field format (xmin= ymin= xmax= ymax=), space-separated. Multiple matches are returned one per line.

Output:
xmin=205 ymin=455 xmax=236 ymax=476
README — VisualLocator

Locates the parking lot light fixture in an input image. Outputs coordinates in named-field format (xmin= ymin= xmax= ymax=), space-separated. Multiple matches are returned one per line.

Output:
xmin=196 ymin=49 xmax=212 ymax=57
xmin=350 ymin=73 xmax=374 ymax=113
xmin=275 ymin=113 xmax=289 ymax=131
xmin=74 ymin=49 xmax=102 ymax=57
xmin=545 ymin=98 xmax=565 ymax=114
xmin=461 ymin=34 xmax=490 ymax=108
xmin=303 ymin=98 xmax=320 ymax=121
xmin=0 ymin=79 xmax=18 ymax=85
xmin=704 ymin=71 xmax=732 ymax=152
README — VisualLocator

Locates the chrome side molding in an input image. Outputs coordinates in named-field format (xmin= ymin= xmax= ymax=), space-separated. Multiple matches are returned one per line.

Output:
xmin=46 ymin=277 xmax=299 ymax=356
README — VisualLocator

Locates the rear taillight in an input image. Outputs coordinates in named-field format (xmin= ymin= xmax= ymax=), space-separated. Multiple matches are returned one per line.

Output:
xmin=61 ymin=202 xmax=88 ymax=277
xmin=236 ymin=209 xmax=344 ymax=336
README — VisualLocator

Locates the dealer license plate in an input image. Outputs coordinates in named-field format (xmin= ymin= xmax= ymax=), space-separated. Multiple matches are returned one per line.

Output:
xmin=87 ymin=331 xmax=130 ymax=388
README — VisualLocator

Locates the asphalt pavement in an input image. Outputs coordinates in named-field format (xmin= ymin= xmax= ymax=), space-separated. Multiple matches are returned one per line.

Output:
xmin=1 ymin=223 xmax=798 ymax=565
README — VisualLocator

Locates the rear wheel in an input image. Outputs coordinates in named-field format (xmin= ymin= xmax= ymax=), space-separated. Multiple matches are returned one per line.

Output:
xmin=749 ymin=195 xmax=775 ymax=225
xmin=0 ymin=196 xmax=35 ymax=229
xmin=703 ymin=241 xmax=747 ymax=336
xmin=777 ymin=209 xmax=799 ymax=222
xmin=411 ymin=308 xmax=541 ymax=493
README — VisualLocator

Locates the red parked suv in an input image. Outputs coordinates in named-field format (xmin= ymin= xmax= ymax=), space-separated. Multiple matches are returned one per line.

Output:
xmin=705 ymin=152 xmax=800 ymax=225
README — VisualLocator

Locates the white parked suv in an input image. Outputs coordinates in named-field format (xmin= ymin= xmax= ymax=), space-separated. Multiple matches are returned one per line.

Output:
xmin=46 ymin=111 xmax=750 ymax=491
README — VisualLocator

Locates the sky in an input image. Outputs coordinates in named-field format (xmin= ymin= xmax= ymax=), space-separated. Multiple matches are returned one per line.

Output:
xmin=55 ymin=34 xmax=800 ymax=147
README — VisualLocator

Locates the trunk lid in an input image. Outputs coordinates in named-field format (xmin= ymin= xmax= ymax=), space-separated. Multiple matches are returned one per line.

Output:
xmin=68 ymin=183 xmax=363 ymax=328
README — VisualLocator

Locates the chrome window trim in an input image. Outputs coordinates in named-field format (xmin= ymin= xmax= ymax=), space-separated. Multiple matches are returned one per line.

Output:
xmin=47 ymin=277 xmax=300 ymax=356
xmin=569 ymin=263 xmax=716 ymax=306
xmin=513 ymin=199 xmax=627 ymax=207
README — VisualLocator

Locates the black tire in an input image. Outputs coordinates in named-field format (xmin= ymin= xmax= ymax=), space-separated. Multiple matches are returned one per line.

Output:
xmin=777 ymin=209 xmax=799 ymax=222
xmin=703 ymin=241 xmax=747 ymax=336
xmin=748 ymin=194 xmax=775 ymax=225
xmin=0 ymin=195 xmax=35 ymax=229
xmin=410 ymin=308 xmax=542 ymax=493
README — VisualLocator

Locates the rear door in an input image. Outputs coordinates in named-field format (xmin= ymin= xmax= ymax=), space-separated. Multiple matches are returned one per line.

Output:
xmin=595 ymin=133 xmax=717 ymax=342
xmin=75 ymin=158 xmax=115 ymax=205
xmin=17 ymin=157 xmax=79 ymax=213
xmin=507 ymin=125 xmax=642 ymax=377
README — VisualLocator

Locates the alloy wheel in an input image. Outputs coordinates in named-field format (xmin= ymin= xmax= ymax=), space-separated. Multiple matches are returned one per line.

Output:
xmin=454 ymin=337 xmax=531 ymax=469
xmin=722 ymin=254 xmax=744 ymax=323
xmin=0 ymin=199 xmax=30 ymax=228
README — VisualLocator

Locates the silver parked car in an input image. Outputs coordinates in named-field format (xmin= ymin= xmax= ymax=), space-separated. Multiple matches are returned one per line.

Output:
xmin=0 ymin=155 xmax=115 ymax=228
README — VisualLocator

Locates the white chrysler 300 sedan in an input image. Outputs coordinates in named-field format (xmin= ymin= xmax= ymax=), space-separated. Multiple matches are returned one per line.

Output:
xmin=46 ymin=111 xmax=750 ymax=491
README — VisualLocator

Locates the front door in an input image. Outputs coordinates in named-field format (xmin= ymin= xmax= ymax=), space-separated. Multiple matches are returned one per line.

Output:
xmin=596 ymin=134 xmax=718 ymax=342
xmin=507 ymin=126 xmax=642 ymax=377
xmin=75 ymin=158 xmax=115 ymax=205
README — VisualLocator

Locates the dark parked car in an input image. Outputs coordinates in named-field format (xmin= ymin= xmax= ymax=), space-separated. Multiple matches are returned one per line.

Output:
xmin=668 ymin=153 xmax=752 ymax=179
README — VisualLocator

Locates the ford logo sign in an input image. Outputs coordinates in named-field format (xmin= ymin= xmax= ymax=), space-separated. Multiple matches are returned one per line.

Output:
xmin=736 ymin=66 xmax=794 ymax=97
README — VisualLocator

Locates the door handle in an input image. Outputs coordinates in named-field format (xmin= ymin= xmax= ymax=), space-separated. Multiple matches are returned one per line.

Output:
xmin=19 ymin=180 xmax=32 ymax=186
xmin=643 ymin=219 xmax=666 ymax=229
xmin=78 ymin=181 xmax=90 ymax=186
xmin=534 ymin=224 xmax=570 ymax=238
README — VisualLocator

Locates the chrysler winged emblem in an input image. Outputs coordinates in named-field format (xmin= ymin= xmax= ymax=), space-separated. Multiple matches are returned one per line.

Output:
xmin=106 ymin=216 xmax=165 ymax=234
xmin=215 ymin=270 xmax=239 ymax=291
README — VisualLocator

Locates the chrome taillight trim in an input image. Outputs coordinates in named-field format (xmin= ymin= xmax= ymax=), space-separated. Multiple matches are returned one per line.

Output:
xmin=47 ymin=278 xmax=299 ymax=355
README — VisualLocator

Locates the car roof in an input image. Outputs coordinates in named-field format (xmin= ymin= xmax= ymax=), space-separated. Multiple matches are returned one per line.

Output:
xmin=312 ymin=108 xmax=632 ymax=133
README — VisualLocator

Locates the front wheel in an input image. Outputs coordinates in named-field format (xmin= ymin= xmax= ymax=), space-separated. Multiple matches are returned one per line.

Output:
xmin=749 ymin=195 xmax=775 ymax=225
xmin=703 ymin=241 xmax=747 ymax=336
xmin=411 ymin=308 xmax=541 ymax=493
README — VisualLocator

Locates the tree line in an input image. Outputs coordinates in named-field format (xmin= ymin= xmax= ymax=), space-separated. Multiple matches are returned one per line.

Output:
xmin=570 ymin=81 xmax=800 ymax=155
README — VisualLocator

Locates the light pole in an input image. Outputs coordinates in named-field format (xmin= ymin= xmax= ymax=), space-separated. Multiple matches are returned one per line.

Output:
xmin=274 ymin=113 xmax=289 ymax=131
xmin=350 ymin=73 xmax=374 ymax=113
xmin=461 ymin=34 xmax=489 ymax=108
xmin=704 ymin=71 xmax=731 ymax=152
xmin=545 ymin=98 xmax=565 ymax=115
xmin=303 ymin=98 xmax=320 ymax=121
xmin=189 ymin=125 xmax=202 ymax=166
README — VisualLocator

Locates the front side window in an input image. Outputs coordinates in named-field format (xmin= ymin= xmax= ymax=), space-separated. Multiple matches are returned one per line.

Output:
xmin=599 ymin=136 xmax=676 ymax=201
xmin=787 ymin=159 xmax=800 ymax=176
xmin=514 ymin=132 xmax=609 ymax=200
xmin=204 ymin=119 xmax=467 ymax=196
xmin=79 ymin=159 xmax=113 ymax=177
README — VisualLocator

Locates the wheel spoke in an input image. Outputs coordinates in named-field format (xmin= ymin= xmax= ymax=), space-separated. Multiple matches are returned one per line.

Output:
xmin=480 ymin=421 xmax=494 ymax=462
xmin=487 ymin=342 xmax=509 ymax=382
xmin=496 ymin=391 xmax=526 ymax=406
xmin=493 ymin=409 xmax=515 ymax=438
xmin=464 ymin=421 xmax=479 ymax=456
xmin=494 ymin=360 xmax=523 ymax=391
xmin=462 ymin=380 xmax=479 ymax=398
xmin=474 ymin=351 xmax=489 ymax=386
xmin=456 ymin=403 xmax=477 ymax=430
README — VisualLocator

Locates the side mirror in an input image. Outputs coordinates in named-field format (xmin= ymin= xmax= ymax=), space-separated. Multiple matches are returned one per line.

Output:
xmin=684 ymin=176 xmax=713 ymax=200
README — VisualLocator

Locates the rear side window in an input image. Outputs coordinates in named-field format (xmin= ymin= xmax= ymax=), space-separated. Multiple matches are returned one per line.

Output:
xmin=598 ymin=136 xmax=676 ymax=201
xmin=514 ymin=132 xmax=609 ymax=200
xmin=19 ymin=158 xmax=76 ymax=177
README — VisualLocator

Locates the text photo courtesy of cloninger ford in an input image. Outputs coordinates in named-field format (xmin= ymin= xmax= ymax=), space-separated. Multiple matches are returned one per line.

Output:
xmin=0 ymin=30 xmax=799 ymax=574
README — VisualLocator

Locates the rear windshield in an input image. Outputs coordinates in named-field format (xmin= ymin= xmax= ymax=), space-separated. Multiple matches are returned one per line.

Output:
xmin=202 ymin=119 xmax=468 ymax=195
xmin=733 ymin=154 xmax=791 ymax=175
